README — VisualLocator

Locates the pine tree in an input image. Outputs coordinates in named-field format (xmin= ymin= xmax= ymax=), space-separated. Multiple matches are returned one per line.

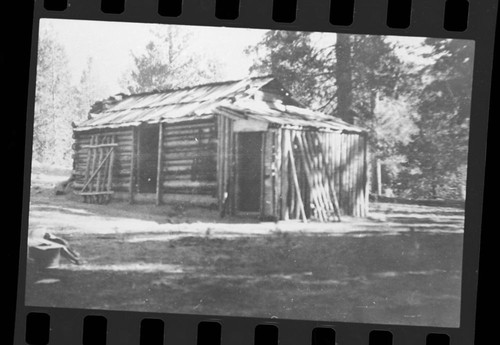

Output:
xmin=401 ymin=39 xmax=473 ymax=199
xmin=248 ymin=32 xmax=418 ymax=196
xmin=349 ymin=35 xmax=420 ymax=195
xmin=246 ymin=30 xmax=334 ymax=110
xmin=121 ymin=27 xmax=223 ymax=94
xmin=335 ymin=34 xmax=353 ymax=123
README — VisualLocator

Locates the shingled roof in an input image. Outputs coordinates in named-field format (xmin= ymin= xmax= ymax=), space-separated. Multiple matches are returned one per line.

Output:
xmin=74 ymin=76 xmax=364 ymax=133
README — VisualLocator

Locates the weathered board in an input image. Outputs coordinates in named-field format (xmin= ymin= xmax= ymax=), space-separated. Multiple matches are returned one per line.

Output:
xmin=161 ymin=118 xmax=218 ymax=198
xmin=72 ymin=128 xmax=134 ymax=194
xmin=72 ymin=115 xmax=368 ymax=218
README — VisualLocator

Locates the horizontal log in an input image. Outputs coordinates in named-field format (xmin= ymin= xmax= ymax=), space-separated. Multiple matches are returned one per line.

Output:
xmin=115 ymin=146 xmax=134 ymax=152
xmin=164 ymin=151 xmax=217 ymax=160
xmin=162 ymin=147 xmax=216 ymax=156
xmin=112 ymin=192 xmax=217 ymax=205
xmin=78 ymin=191 xmax=114 ymax=196
xmin=162 ymin=180 xmax=217 ymax=188
xmin=115 ymin=169 xmax=132 ymax=176
xmin=164 ymin=121 xmax=215 ymax=131
xmin=74 ymin=133 xmax=133 ymax=143
xmin=73 ymin=162 xmax=88 ymax=168
xmin=164 ymin=127 xmax=217 ymax=138
xmin=163 ymin=165 xmax=192 ymax=173
xmin=163 ymin=133 xmax=216 ymax=142
xmin=163 ymin=166 xmax=215 ymax=174
xmin=76 ymin=128 xmax=133 ymax=135
xmin=163 ymin=143 xmax=216 ymax=151
xmin=81 ymin=143 xmax=119 ymax=149
xmin=74 ymin=142 xmax=132 ymax=151
xmin=115 ymin=161 xmax=132 ymax=167
xmin=73 ymin=157 xmax=131 ymax=166
xmin=116 ymin=155 xmax=133 ymax=162
xmin=164 ymin=143 xmax=215 ymax=152
xmin=114 ymin=141 xmax=134 ymax=147
xmin=103 ymin=178 xmax=131 ymax=186
xmin=73 ymin=138 xmax=91 ymax=145
xmin=164 ymin=175 xmax=216 ymax=182
xmin=163 ymin=133 xmax=214 ymax=142
xmin=165 ymin=124 xmax=216 ymax=132
xmin=72 ymin=171 xmax=87 ymax=178
xmin=164 ymin=126 xmax=217 ymax=137
xmin=73 ymin=151 xmax=89 ymax=156
xmin=164 ymin=140 xmax=216 ymax=149
xmin=113 ymin=186 xmax=130 ymax=192
xmin=160 ymin=159 xmax=193 ymax=167
xmin=162 ymin=188 xmax=216 ymax=196
xmin=73 ymin=172 xmax=129 ymax=185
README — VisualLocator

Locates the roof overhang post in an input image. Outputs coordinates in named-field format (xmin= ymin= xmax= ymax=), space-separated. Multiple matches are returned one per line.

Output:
xmin=156 ymin=122 xmax=164 ymax=206
xmin=363 ymin=131 xmax=369 ymax=217
xmin=129 ymin=127 xmax=137 ymax=204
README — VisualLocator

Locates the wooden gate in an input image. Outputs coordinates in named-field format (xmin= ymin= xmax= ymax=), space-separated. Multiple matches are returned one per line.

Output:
xmin=79 ymin=134 xmax=117 ymax=204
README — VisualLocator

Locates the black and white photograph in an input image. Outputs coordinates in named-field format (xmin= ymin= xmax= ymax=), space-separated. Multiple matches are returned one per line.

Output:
xmin=26 ymin=19 xmax=474 ymax=328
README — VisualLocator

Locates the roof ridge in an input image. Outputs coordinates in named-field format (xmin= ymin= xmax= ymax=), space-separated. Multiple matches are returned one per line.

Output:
xmin=124 ymin=75 xmax=275 ymax=98
xmin=91 ymin=98 xmax=228 ymax=115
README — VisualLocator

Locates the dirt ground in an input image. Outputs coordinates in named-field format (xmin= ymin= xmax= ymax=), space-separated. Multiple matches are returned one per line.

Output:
xmin=24 ymin=164 xmax=465 ymax=327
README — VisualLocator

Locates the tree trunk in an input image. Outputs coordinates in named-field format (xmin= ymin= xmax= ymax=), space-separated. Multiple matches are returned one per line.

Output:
xmin=335 ymin=34 xmax=354 ymax=124
xmin=370 ymin=90 xmax=377 ymax=118
xmin=432 ymin=181 xmax=438 ymax=199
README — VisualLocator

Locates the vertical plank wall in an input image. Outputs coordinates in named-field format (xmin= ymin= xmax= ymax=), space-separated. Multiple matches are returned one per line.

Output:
xmin=329 ymin=131 xmax=368 ymax=217
xmin=269 ymin=129 xmax=368 ymax=220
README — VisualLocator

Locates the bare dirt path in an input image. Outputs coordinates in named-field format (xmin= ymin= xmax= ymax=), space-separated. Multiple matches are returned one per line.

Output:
xmin=24 ymin=165 xmax=465 ymax=327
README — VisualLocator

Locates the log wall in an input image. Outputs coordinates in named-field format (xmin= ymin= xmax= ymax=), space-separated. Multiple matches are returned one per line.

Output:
xmin=72 ymin=118 xmax=367 ymax=218
xmin=72 ymin=128 xmax=134 ymax=193
xmin=161 ymin=119 xmax=218 ymax=198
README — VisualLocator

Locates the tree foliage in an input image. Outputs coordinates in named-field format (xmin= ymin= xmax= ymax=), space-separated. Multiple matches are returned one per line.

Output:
xmin=247 ymin=32 xmax=472 ymax=200
xmin=399 ymin=39 xmax=473 ymax=199
xmin=32 ymin=25 xmax=473 ymax=200
xmin=74 ymin=57 xmax=103 ymax=121
xmin=121 ymin=27 xmax=223 ymax=94
xmin=33 ymin=26 xmax=75 ymax=166
xmin=246 ymin=31 xmax=333 ymax=110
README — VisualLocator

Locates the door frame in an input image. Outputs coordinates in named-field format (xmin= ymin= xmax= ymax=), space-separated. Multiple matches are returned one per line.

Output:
xmin=136 ymin=124 xmax=160 ymax=194
xmin=235 ymin=131 xmax=265 ymax=216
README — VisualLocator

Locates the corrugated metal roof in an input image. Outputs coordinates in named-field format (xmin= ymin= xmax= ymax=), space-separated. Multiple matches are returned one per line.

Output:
xmin=215 ymin=101 xmax=365 ymax=133
xmin=75 ymin=76 xmax=365 ymax=133
xmin=75 ymin=77 xmax=274 ymax=131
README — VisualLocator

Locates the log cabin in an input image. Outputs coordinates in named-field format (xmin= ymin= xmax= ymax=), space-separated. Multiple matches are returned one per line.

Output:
xmin=72 ymin=76 xmax=368 ymax=221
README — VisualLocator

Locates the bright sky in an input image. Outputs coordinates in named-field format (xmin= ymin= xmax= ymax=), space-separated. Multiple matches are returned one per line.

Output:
xmin=40 ymin=19 xmax=431 ymax=97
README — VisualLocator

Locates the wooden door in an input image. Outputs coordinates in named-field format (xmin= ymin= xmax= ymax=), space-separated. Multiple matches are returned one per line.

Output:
xmin=237 ymin=132 xmax=263 ymax=212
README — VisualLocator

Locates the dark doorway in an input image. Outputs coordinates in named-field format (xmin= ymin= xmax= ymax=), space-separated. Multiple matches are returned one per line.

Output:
xmin=237 ymin=132 xmax=263 ymax=212
xmin=138 ymin=125 xmax=159 ymax=193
